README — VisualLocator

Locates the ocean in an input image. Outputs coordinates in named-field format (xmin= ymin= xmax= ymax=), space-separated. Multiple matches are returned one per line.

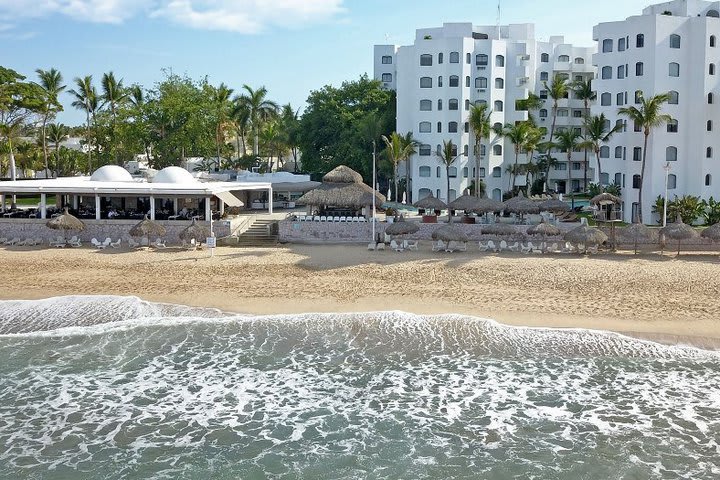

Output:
xmin=0 ymin=296 xmax=719 ymax=479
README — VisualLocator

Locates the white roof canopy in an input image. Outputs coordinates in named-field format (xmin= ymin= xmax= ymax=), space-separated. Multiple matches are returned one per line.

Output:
xmin=214 ymin=190 xmax=244 ymax=207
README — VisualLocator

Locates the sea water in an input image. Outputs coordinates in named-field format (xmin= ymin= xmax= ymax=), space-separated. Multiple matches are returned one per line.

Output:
xmin=0 ymin=296 xmax=719 ymax=479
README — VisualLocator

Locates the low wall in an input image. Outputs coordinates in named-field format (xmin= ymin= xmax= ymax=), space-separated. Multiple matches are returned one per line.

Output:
xmin=0 ymin=219 xmax=230 ymax=245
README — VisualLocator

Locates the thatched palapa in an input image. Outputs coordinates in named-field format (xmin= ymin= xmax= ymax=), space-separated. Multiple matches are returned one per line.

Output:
xmin=413 ymin=192 xmax=447 ymax=211
xmin=527 ymin=220 xmax=561 ymax=237
xmin=503 ymin=191 xmax=541 ymax=214
xmin=564 ymin=224 xmax=608 ymax=252
xmin=130 ymin=215 xmax=167 ymax=239
xmin=296 ymin=165 xmax=384 ymax=209
xmin=180 ymin=218 xmax=211 ymax=241
xmin=385 ymin=219 xmax=420 ymax=236
xmin=538 ymin=198 xmax=571 ymax=213
xmin=618 ymin=223 xmax=657 ymax=254
xmin=46 ymin=207 xmax=85 ymax=233
xmin=471 ymin=196 xmax=505 ymax=215
xmin=448 ymin=194 xmax=482 ymax=212
xmin=590 ymin=193 xmax=621 ymax=206
xmin=431 ymin=225 xmax=469 ymax=242
xmin=481 ymin=223 xmax=519 ymax=236
xmin=659 ymin=215 xmax=698 ymax=254
xmin=700 ymin=223 xmax=720 ymax=242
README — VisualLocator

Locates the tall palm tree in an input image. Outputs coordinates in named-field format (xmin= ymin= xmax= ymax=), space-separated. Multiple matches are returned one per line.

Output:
xmin=260 ymin=120 xmax=284 ymax=171
xmin=280 ymin=103 xmax=301 ymax=172
xmin=619 ymin=92 xmax=672 ymax=223
xmin=47 ymin=123 xmax=69 ymax=177
xmin=498 ymin=121 xmax=530 ymax=188
xmin=437 ymin=140 xmax=459 ymax=221
xmin=230 ymin=100 xmax=251 ymax=158
xmin=468 ymin=103 xmax=492 ymax=197
xmin=35 ymin=68 xmax=65 ymax=177
xmin=523 ymin=125 xmax=544 ymax=193
xmin=543 ymin=74 xmax=569 ymax=189
xmin=584 ymin=113 xmax=622 ymax=185
xmin=573 ymin=78 xmax=596 ymax=190
xmin=238 ymin=85 xmax=278 ymax=157
xmin=520 ymin=92 xmax=544 ymax=123
xmin=101 ymin=72 xmax=127 ymax=165
xmin=555 ymin=129 xmax=582 ymax=196
xmin=400 ymin=131 xmax=418 ymax=201
xmin=382 ymin=132 xmax=417 ymax=202
xmin=68 ymin=75 xmax=96 ymax=171
xmin=210 ymin=83 xmax=234 ymax=165
xmin=357 ymin=111 xmax=385 ymax=186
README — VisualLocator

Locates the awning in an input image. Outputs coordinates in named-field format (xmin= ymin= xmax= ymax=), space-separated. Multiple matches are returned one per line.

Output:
xmin=215 ymin=191 xmax=244 ymax=207
xmin=272 ymin=181 xmax=321 ymax=192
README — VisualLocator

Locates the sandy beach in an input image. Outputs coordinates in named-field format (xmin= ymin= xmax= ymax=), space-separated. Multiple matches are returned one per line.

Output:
xmin=0 ymin=244 xmax=719 ymax=348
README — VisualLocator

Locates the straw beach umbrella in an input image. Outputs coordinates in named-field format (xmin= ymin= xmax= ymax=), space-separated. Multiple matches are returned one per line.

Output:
xmin=179 ymin=218 xmax=211 ymax=242
xmin=384 ymin=218 xmax=420 ymax=236
xmin=481 ymin=223 xmax=518 ymax=236
xmin=527 ymin=219 xmax=561 ymax=252
xmin=413 ymin=192 xmax=447 ymax=212
xmin=471 ymin=196 xmax=505 ymax=215
xmin=590 ymin=192 xmax=621 ymax=206
xmin=659 ymin=215 xmax=698 ymax=255
xmin=296 ymin=165 xmax=385 ymax=212
xmin=564 ymin=224 xmax=608 ymax=253
xmin=46 ymin=207 xmax=85 ymax=241
xmin=701 ymin=223 xmax=720 ymax=255
xmin=431 ymin=225 xmax=469 ymax=242
xmin=618 ymin=223 xmax=656 ymax=254
xmin=448 ymin=194 xmax=483 ymax=213
xmin=503 ymin=191 xmax=541 ymax=215
xmin=538 ymin=198 xmax=570 ymax=213
xmin=130 ymin=215 xmax=167 ymax=245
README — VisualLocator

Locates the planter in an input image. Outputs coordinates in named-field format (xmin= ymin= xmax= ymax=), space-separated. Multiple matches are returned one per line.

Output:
xmin=422 ymin=215 xmax=438 ymax=224
xmin=461 ymin=216 xmax=476 ymax=224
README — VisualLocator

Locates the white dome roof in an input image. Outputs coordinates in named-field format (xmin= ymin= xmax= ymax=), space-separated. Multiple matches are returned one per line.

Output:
xmin=90 ymin=165 xmax=134 ymax=182
xmin=152 ymin=166 xmax=197 ymax=184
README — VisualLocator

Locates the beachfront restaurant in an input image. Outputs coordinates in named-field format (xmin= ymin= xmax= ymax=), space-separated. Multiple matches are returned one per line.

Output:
xmin=0 ymin=165 xmax=273 ymax=239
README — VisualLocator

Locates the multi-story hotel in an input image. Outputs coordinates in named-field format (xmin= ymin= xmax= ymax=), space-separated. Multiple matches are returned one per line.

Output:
xmin=374 ymin=23 xmax=595 ymax=203
xmin=593 ymin=0 xmax=720 ymax=222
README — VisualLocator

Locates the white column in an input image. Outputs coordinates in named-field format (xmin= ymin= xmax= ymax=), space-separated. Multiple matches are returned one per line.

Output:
xmin=73 ymin=195 xmax=79 ymax=210
xmin=0 ymin=194 xmax=5 ymax=212
xmin=40 ymin=193 xmax=47 ymax=219
xmin=173 ymin=198 xmax=178 ymax=215
xmin=95 ymin=195 xmax=101 ymax=220
xmin=150 ymin=195 xmax=156 ymax=220
xmin=219 ymin=198 xmax=225 ymax=216
xmin=205 ymin=196 xmax=212 ymax=221
xmin=268 ymin=187 xmax=273 ymax=214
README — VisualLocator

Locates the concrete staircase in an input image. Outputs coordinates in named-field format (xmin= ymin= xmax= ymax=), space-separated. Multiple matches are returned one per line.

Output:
xmin=234 ymin=219 xmax=278 ymax=247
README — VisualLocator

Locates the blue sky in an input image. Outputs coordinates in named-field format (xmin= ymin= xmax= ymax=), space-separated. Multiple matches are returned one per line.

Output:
xmin=0 ymin=0 xmax=650 ymax=126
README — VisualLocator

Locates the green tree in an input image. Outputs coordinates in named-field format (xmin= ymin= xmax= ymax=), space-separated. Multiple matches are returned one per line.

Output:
xmin=619 ymin=92 xmax=672 ymax=223
xmin=667 ymin=195 xmax=705 ymax=225
xmin=523 ymin=125 xmax=544 ymax=191
xmin=498 ymin=121 xmax=530 ymax=188
xmin=101 ymin=71 xmax=127 ymax=165
xmin=68 ymin=75 xmax=97 ymax=171
xmin=238 ymin=85 xmax=278 ymax=157
xmin=47 ymin=123 xmax=69 ymax=177
xmin=573 ymin=78 xmax=596 ymax=190
xmin=437 ymin=139 xmax=459 ymax=220
xmin=382 ymin=131 xmax=417 ymax=202
xmin=208 ymin=83 xmax=234 ymax=165
xmin=280 ymin=104 xmax=301 ymax=172
xmin=555 ymin=129 xmax=582 ymax=195
xmin=543 ymin=74 xmax=569 ymax=189
xmin=584 ymin=113 xmax=621 ymax=185
xmin=468 ymin=102 xmax=492 ymax=198
xmin=35 ymin=68 xmax=65 ymax=177
xmin=230 ymin=99 xmax=250 ymax=159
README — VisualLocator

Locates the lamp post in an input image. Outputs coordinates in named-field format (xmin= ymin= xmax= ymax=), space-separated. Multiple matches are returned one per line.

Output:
xmin=372 ymin=140 xmax=376 ymax=245
xmin=663 ymin=162 xmax=671 ymax=227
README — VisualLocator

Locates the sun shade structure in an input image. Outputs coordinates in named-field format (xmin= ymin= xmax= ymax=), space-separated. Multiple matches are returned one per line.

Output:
xmin=471 ymin=196 xmax=505 ymax=215
xmin=296 ymin=165 xmax=385 ymax=209
xmin=481 ymin=223 xmax=519 ymax=236
xmin=502 ymin=191 xmax=541 ymax=214
xmin=659 ymin=215 xmax=698 ymax=254
xmin=527 ymin=220 xmax=561 ymax=237
xmin=129 ymin=215 xmax=167 ymax=241
xmin=179 ymin=218 xmax=211 ymax=241
xmin=385 ymin=219 xmax=420 ymax=236
xmin=590 ymin=192 xmax=621 ymax=206
xmin=413 ymin=192 xmax=447 ymax=211
xmin=701 ymin=223 xmax=720 ymax=241
xmin=564 ymin=224 xmax=608 ymax=252
xmin=618 ymin=223 xmax=656 ymax=254
xmin=46 ymin=207 xmax=85 ymax=240
xmin=431 ymin=225 xmax=469 ymax=242
xmin=448 ymin=194 xmax=483 ymax=212
xmin=538 ymin=198 xmax=571 ymax=213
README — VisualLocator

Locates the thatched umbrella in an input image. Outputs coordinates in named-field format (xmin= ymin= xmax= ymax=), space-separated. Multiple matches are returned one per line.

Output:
xmin=179 ymin=218 xmax=211 ymax=242
xmin=130 ymin=215 xmax=167 ymax=245
xmin=413 ymin=192 xmax=447 ymax=212
xmin=46 ymin=207 xmax=85 ymax=241
xmin=659 ymin=215 xmax=698 ymax=255
xmin=589 ymin=192 xmax=621 ymax=206
xmin=481 ymin=223 xmax=519 ymax=236
xmin=431 ymin=225 xmax=469 ymax=243
xmin=503 ymin=191 xmax=541 ymax=215
xmin=538 ymin=198 xmax=571 ymax=213
xmin=527 ymin=220 xmax=561 ymax=252
xmin=701 ymin=222 xmax=720 ymax=244
xmin=449 ymin=194 xmax=482 ymax=213
xmin=471 ymin=196 xmax=505 ymax=215
xmin=296 ymin=165 xmax=385 ymax=212
xmin=564 ymin=224 xmax=608 ymax=253
xmin=322 ymin=165 xmax=363 ymax=183
xmin=385 ymin=219 xmax=420 ymax=236
xmin=618 ymin=223 xmax=656 ymax=254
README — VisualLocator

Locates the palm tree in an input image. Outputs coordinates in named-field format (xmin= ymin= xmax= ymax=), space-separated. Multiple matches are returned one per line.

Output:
xmin=260 ymin=120 xmax=284 ymax=171
xmin=523 ymin=125 xmax=544 ymax=193
xmin=230 ymin=100 xmax=251 ymax=159
xmin=382 ymin=132 xmax=417 ymax=202
xmin=280 ymin=104 xmax=301 ymax=172
xmin=468 ymin=103 xmax=492 ymax=197
xmin=543 ymin=74 xmax=569 ymax=189
xmin=357 ymin=111 xmax=385 ymax=186
xmin=35 ymin=68 xmax=65 ymax=177
xmin=498 ymin=122 xmax=530 ymax=188
xmin=238 ymin=85 xmax=278 ymax=158
xmin=555 ymin=129 xmax=582 ymax=196
xmin=210 ymin=83 xmax=234 ymax=166
xmin=100 ymin=71 xmax=126 ymax=121
xmin=47 ymin=123 xmax=69 ymax=177
xmin=68 ymin=75 xmax=96 ymax=171
xmin=584 ymin=114 xmax=621 ymax=185
xmin=519 ymin=92 xmax=544 ymax=123
xmin=619 ymin=92 xmax=672 ymax=223
xmin=437 ymin=140 xmax=459 ymax=221
xmin=573 ymin=78 xmax=596 ymax=190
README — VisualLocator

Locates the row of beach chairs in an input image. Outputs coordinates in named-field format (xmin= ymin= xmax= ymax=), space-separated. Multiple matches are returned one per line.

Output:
xmin=297 ymin=216 xmax=367 ymax=223
xmin=0 ymin=237 xmax=44 ymax=247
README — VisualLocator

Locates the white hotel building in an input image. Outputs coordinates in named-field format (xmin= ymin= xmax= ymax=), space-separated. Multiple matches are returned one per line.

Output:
xmin=593 ymin=0 xmax=720 ymax=223
xmin=374 ymin=23 xmax=595 ymax=203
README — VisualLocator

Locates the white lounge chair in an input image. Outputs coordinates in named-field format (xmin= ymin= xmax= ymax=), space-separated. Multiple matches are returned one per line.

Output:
xmin=367 ymin=242 xmax=376 ymax=251
xmin=478 ymin=241 xmax=489 ymax=252
xmin=487 ymin=240 xmax=498 ymax=252
xmin=432 ymin=240 xmax=446 ymax=252
xmin=405 ymin=240 xmax=419 ymax=251
xmin=526 ymin=241 xmax=542 ymax=254
xmin=0 ymin=238 xmax=6 ymax=244
xmin=508 ymin=242 xmax=520 ymax=252
xmin=15 ymin=239 xmax=27 ymax=246
xmin=546 ymin=242 xmax=560 ymax=253
xmin=390 ymin=240 xmax=404 ymax=252
xmin=91 ymin=238 xmax=105 ymax=249
xmin=48 ymin=237 xmax=64 ymax=248
xmin=4 ymin=238 xmax=21 ymax=246
xmin=339 ymin=216 xmax=346 ymax=222
xmin=127 ymin=238 xmax=140 ymax=248
xmin=359 ymin=217 xmax=367 ymax=223
xmin=454 ymin=242 xmax=467 ymax=252
xmin=154 ymin=238 xmax=167 ymax=248
xmin=68 ymin=236 xmax=82 ymax=248
xmin=520 ymin=243 xmax=532 ymax=254
xmin=499 ymin=240 xmax=508 ymax=251
xmin=376 ymin=242 xmax=385 ymax=250
xmin=34 ymin=238 xmax=43 ymax=246
xmin=140 ymin=237 xmax=149 ymax=247
xmin=110 ymin=239 xmax=122 ymax=248
xmin=102 ymin=238 xmax=112 ymax=248
xmin=320 ymin=216 xmax=327 ymax=222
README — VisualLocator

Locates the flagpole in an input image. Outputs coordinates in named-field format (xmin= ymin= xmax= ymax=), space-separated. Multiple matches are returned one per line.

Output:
xmin=372 ymin=140 xmax=377 ymax=245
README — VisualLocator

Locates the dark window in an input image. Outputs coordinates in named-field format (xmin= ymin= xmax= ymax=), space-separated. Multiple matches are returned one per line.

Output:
xmin=711 ymin=63 xmax=716 ymax=75
xmin=669 ymin=34 xmax=681 ymax=49
xmin=381 ymin=73 xmax=392 ymax=82
xmin=381 ymin=56 xmax=392 ymax=64
xmin=709 ymin=93 xmax=715 ymax=104
xmin=602 ymin=66 xmax=612 ymax=79
xmin=420 ymin=99 xmax=432 ymax=111
xmin=666 ymin=146 xmax=677 ymax=161
xmin=708 ymin=120 xmax=713 ymax=131
xmin=636 ymin=34 xmax=644 ymax=48
xmin=420 ymin=77 xmax=432 ymax=88
xmin=495 ymin=55 xmax=505 ymax=67
xmin=668 ymin=91 xmax=679 ymax=104
xmin=633 ymin=147 xmax=642 ymax=161
xmin=669 ymin=62 xmax=679 ymax=77
xmin=475 ymin=77 xmax=487 ymax=88
xmin=636 ymin=62 xmax=644 ymax=76
xmin=667 ymin=120 xmax=678 ymax=133
xmin=476 ymin=54 xmax=488 ymax=66
xmin=711 ymin=35 xmax=717 ymax=47
xmin=466 ymin=53 xmax=471 ymax=64
xmin=494 ymin=100 xmax=503 ymax=112
xmin=602 ymin=39 xmax=613 ymax=52
xmin=449 ymin=122 xmax=458 ymax=133
xmin=420 ymin=54 xmax=433 ymax=66
xmin=706 ymin=174 xmax=712 ymax=186
xmin=632 ymin=174 xmax=641 ymax=188
xmin=707 ymin=147 xmax=713 ymax=158
xmin=438 ymin=53 xmax=443 ymax=64
xmin=450 ymin=51 xmax=459 ymax=63
xmin=541 ymin=53 xmax=549 ymax=62
xmin=438 ymin=76 xmax=443 ymax=87
xmin=493 ymin=145 xmax=502 ymax=156
xmin=449 ymin=99 xmax=459 ymax=110
xmin=449 ymin=75 xmax=459 ymax=87
xmin=419 ymin=145 xmax=431 ymax=156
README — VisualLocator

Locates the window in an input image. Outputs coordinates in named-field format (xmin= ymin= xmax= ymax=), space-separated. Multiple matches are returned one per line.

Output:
xmin=420 ymin=54 xmax=433 ymax=66
xmin=634 ymin=121 xmax=642 ymax=132
xmin=448 ymin=167 xmax=458 ymax=177
xmin=540 ymin=71 xmax=548 ymax=81
xmin=616 ymin=119 xmax=625 ymax=132
xmin=464 ymin=122 xmax=469 ymax=133
xmin=600 ymin=173 xmax=610 ymax=184
xmin=618 ymin=37 xmax=626 ymax=51
xmin=495 ymin=78 xmax=504 ymax=89
xmin=436 ymin=167 xmax=441 ymax=177
xmin=419 ymin=122 xmax=431 ymax=133
xmin=573 ymin=109 xmax=583 ymax=118
xmin=709 ymin=10 xmax=720 ymax=18
xmin=539 ymin=90 xmax=548 ymax=99
xmin=616 ymin=93 xmax=624 ymax=106
xmin=382 ymin=73 xmax=392 ymax=82
xmin=617 ymin=65 xmax=625 ymax=79
xmin=558 ymin=55 xmax=570 ymax=62
xmin=709 ymin=93 xmax=715 ymax=104
xmin=418 ymin=188 xmax=432 ymax=200
xmin=554 ymin=163 xmax=567 ymax=171
xmin=449 ymin=99 xmax=459 ymax=110
xmin=668 ymin=91 xmax=679 ymax=104
xmin=600 ymin=146 xmax=610 ymax=158
xmin=449 ymin=121 xmax=458 ymax=133
xmin=572 ymin=162 xmax=582 ymax=171
xmin=492 ymin=166 xmax=501 ymax=177
xmin=669 ymin=34 xmax=681 ymax=49
xmin=465 ymin=99 xmax=470 ymax=110
xmin=420 ymin=99 xmax=432 ymax=111
xmin=420 ymin=77 xmax=432 ymax=88
xmin=668 ymin=174 xmax=677 ymax=189
xmin=635 ymin=90 xmax=643 ymax=104
xmin=615 ymin=146 xmax=623 ymax=158
xmin=449 ymin=75 xmax=459 ymax=87
xmin=463 ymin=145 xmax=469 ymax=157
xmin=539 ymin=109 xmax=548 ymax=118
xmin=475 ymin=77 xmax=487 ymax=88
xmin=450 ymin=51 xmax=459 ymax=63
xmin=575 ymin=57 xmax=585 ymax=64
xmin=708 ymin=120 xmax=714 ymax=131
xmin=615 ymin=172 xmax=623 ymax=185
xmin=494 ymin=100 xmax=503 ymax=112
xmin=601 ymin=66 xmax=612 ymax=79
xmin=666 ymin=146 xmax=677 ymax=161
xmin=707 ymin=147 xmax=713 ymax=158
xmin=558 ymin=109 xmax=569 ymax=117
xmin=632 ymin=174 xmax=641 ymax=189
xmin=476 ymin=54 xmax=488 ymax=66
xmin=438 ymin=99 xmax=442 ymax=110
xmin=439 ymin=52 xmax=443 ymax=64
xmin=712 ymin=35 xmax=717 ymax=47
xmin=636 ymin=62 xmax=644 ymax=76
xmin=438 ymin=76 xmax=443 ymax=87
xmin=667 ymin=120 xmax=678 ymax=133
xmin=706 ymin=174 xmax=712 ymax=186
xmin=495 ymin=55 xmax=505 ymax=67
xmin=381 ymin=56 xmax=392 ymax=64
xmin=669 ymin=62 xmax=679 ymax=77
xmin=436 ymin=145 xmax=442 ymax=155
xmin=480 ymin=145 xmax=486 ymax=156
xmin=475 ymin=99 xmax=487 ymax=107
xmin=466 ymin=76 xmax=471 ymax=87
xmin=711 ymin=63 xmax=716 ymax=75
xmin=636 ymin=34 xmax=644 ymax=48
xmin=479 ymin=167 xmax=486 ymax=177
xmin=493 ymin=144 xmax=502 ymax=155
xmin=466 ymin=53 xmax=471 ymax=64
xmin=601 ymin=92 xmax=611 ymax=106
xmin=419 ymin=166 xmax=431 ymax=177
xmin=463 ymin=166 xmax=469 ymax=176
xmin=633 ymin=147 xmax=642 ymax=161
xmin=541 ymin=53 xmax=549 ymax=62
xmin=602 ymin=39 xmax=613 ymax=52
xmin=437 ymin=122 xmax=442 ymax=133
xmin=419 ymin=144 xmax=431 ymax=156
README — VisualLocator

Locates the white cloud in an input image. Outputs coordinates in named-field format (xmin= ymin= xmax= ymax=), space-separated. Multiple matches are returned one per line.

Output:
xmin=0 ymin=0 xmax=345 ymax=32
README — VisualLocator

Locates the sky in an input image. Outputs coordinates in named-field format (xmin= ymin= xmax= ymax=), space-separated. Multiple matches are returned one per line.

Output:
xmin=0 ymin=0 xmax=652 ymax=126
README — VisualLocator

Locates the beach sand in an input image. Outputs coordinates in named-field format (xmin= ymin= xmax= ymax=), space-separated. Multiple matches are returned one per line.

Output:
xmin=0 ymin=244 xmax=719 ymax=348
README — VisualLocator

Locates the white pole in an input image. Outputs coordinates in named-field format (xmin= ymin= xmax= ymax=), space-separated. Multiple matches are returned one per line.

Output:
xmin=372 ymin=140 xmax=376 ymax=245
xmin=663 ymin=162 xmax=670 ymax=227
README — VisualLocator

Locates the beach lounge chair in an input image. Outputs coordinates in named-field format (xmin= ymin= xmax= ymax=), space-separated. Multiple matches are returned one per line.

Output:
xmin=102 ymin=238 xmax=112 ymax=248
xmin=547 ymin=242 xmax=560 ymax=253
xmin=527 ymin=241 xmax=542 ymax=254
xmin=140 ymin=237 xmax=149 ymax=247
xmin=154 ymin=238 xmax=167 ymax=248
xmin=339 ymin=216 xmax=346 ymax=222
xmin=432 ymin=240 xmax=446 ymax=252
xmin=367 ymin=242 xmax=376 ymax=251
xmin=320 ymin=216 xmax=327 ymax=222
xmin=110 ymin=239 xmax=121 ymax=248
xmin=47 ymin=237 xmax=64 ymax=247
xmin=520 ymin=243 xmax=532 ymax=254
xmin=0 ymin=238 xmax=6 ymax=244
xmin=444 ymin=241 xmax=455 ymax=253
xmin=455 ymin=242 xmax=467 ymax=252
xmin=499 ymin=240 xmax=508 ymax=251
xmin=487 ymin=240 xmax=498 ymax=252
xmin=68 ymin=236 xmax=82 ymax=248
xmin=376 ymin=242 xmax=385 ymax=250
xmin=586 ymin=245 xmax=599 ymax=255
xmin=507 ymin=241 xmax=520 ymax=252
xmin=478 ymin=241 xmax=489 ymax=252
xmin=390 ymin=240 xmax=404 ymax=252
xmin=4 ymin=238 xmax=20 ymax=246
xmin=91 ymin=238 xmax=105 ymax=249
xmin=359 ymin=217 xmax=367 ymax=222
xmin=15 ymin=239 xmax=27 ymax=246
xmin=405 ymin=240 xmax=419 ymax=251
xmin=127 ymin=238 xmax=140 ymax=248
